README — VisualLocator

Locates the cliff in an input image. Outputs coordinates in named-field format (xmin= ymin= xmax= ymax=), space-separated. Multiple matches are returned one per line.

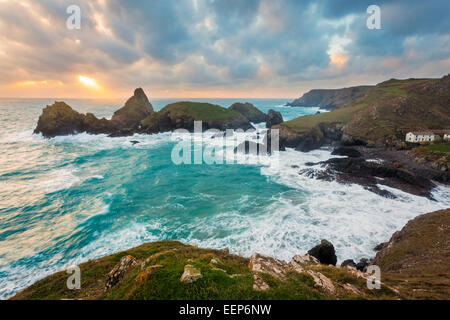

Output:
xmin=287 ymin=86 xmax=375 ymax=110
xmin=11 ymin=240 xmax=397 ymax=300
xmin=373 ymin=209 xmax=450 ymax=299
xmin=276 ymin=74 xmax=450 ymax=151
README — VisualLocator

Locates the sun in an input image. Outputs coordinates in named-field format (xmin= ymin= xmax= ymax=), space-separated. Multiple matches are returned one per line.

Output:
xmin=78 ymin=75 xmax=100 ymax=89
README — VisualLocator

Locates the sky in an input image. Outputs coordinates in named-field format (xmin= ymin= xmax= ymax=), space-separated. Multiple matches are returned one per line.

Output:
xmin=0 ymin=0 xmax=449 ymax=99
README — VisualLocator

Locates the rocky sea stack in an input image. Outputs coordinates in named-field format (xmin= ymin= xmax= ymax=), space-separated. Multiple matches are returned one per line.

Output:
xmin=34 ymin=90 xmax=255 ymax=138
xmin=111 ymin=88 xmax=154 ymax=129
xmin=34 ymin=88 xmax=154 ymax=138
xmin=228 ymin=102 xmax=267 ymax=124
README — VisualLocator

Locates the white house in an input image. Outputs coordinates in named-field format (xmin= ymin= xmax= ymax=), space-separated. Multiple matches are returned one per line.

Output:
xmin=405 ymin=132 xmax=437 ymax=143
xmin=444 ymin=133 xmax=450 ymax=141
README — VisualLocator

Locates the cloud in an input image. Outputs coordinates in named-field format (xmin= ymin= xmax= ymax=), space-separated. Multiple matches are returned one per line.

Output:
xmin=0 ymin=0 xmax=448 ymax=98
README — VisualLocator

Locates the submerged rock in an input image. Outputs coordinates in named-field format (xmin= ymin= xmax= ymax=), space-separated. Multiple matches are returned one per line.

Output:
xmin=266 ymin=109 xmax=283 ymax=128
xmin=307 ymin=240 xmax=338 ymax=266
xmin=229 ymin=102 xmax=267 ymax=123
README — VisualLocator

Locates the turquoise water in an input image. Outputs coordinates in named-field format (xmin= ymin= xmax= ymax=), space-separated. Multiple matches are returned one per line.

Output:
xmin=0 ymin=98 xmax=449 ymax=299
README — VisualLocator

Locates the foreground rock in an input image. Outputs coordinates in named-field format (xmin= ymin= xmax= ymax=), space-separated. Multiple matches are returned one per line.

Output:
xmin=307 ymin=240 xmax=337 ymax=266
xmin=180 ymin=265 xmax=203 ymax=283
xmin=105 ymin=255 xmax=139 ymax=290
xmin=229 ymin=102 xmax=267 ymax=123
xmin=266 ymin=109 xmax=283 ymax=128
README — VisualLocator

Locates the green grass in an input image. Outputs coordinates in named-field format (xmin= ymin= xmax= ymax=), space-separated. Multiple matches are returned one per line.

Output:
xmin=161 ymin=102 xmax=241 ymax=121
xmin=282 ymin=102 xmax=368 ymax=133
xmin=423 ymin=143 xmax=450 ymax=154
xmin=11 ymin=241 xmax=401 ymax=300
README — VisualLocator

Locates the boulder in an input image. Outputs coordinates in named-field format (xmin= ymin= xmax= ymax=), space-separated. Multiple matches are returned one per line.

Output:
xmin=306 ymin=270 xmax=336 ymax=295
xmin=307 ymin=240 xmax=338 ymax=266
xmin=249 ymin=253 xmax=290 ymax=291
xmin=289 ymin=254 xmax=320 ymax=273
xmin=229 ymin=102 xmax=267 ymax=123
xmin=180 ymin=265 xmax=203 ymax=283
xmin=340 ymin=259 xmax=357 ymax=268
xmin=356 ymin=258 xmax=369 ymax=271
xmin=111 ymin=88 xmax=154 ymax=129
xmin=105 ymin=255 xmax=139 ymax=290
xmin=266 ymin=109 xmax=283 ymax=128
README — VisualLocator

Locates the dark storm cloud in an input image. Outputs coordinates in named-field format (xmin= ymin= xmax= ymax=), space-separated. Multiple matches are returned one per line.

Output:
xmin=0 ymin=0 xmax=448 ymax=95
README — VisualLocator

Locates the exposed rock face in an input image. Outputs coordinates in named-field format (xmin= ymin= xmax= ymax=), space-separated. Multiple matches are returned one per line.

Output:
xmin=273 ymin=123 xmax=344 ymax=152
xmin=249 ymin=253 xmax=290 ymax=291
xmin=34 ymin=102 xmax=118 ymax=138
xmin=34 ymin=89 xmax=153 ymax=138
xmin=141 ymin=102 xmax=254 ymax=133
xmin=287 ymin=86 xmax=375 ymax=110
xmin=307 ymin=240 xmax=337 ymax=266
xmin=289 ymin=254 xmax=320 ymax=273
xmin=180 ymin=265 xmax=203 ymax=283
xmin=306 ymin=270 xmax=336 ymax=295
xmin=111 ymin=88 xmax=154 ymax=129
xmin=229 ymin=102 xmax=267 ymax=123
xmin=105 ymin=255 xmax=139 ymax=290
xmin=305 ymin=157 xmax=437 ymax=199
xmin=266 ymin=109 xmax=283 ymax=128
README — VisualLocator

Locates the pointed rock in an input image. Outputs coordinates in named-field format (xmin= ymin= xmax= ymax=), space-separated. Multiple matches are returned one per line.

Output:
xmin=112 ymin=88 xmax=154 ymax=129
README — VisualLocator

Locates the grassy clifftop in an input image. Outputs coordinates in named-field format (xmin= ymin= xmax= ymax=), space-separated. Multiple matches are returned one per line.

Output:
xmin=12 ymin=241 xmax=396 ymax=300
xmin=282 ymin=75 xmax=450 ymax=146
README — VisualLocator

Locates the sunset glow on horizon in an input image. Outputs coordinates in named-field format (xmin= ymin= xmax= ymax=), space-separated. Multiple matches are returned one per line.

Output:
xmin=0 ymin=1 xmax=448 ymax=99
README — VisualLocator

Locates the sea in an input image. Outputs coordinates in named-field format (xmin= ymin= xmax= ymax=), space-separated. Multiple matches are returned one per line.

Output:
xmin=0 ymin=97 xmax=449 ymax=299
